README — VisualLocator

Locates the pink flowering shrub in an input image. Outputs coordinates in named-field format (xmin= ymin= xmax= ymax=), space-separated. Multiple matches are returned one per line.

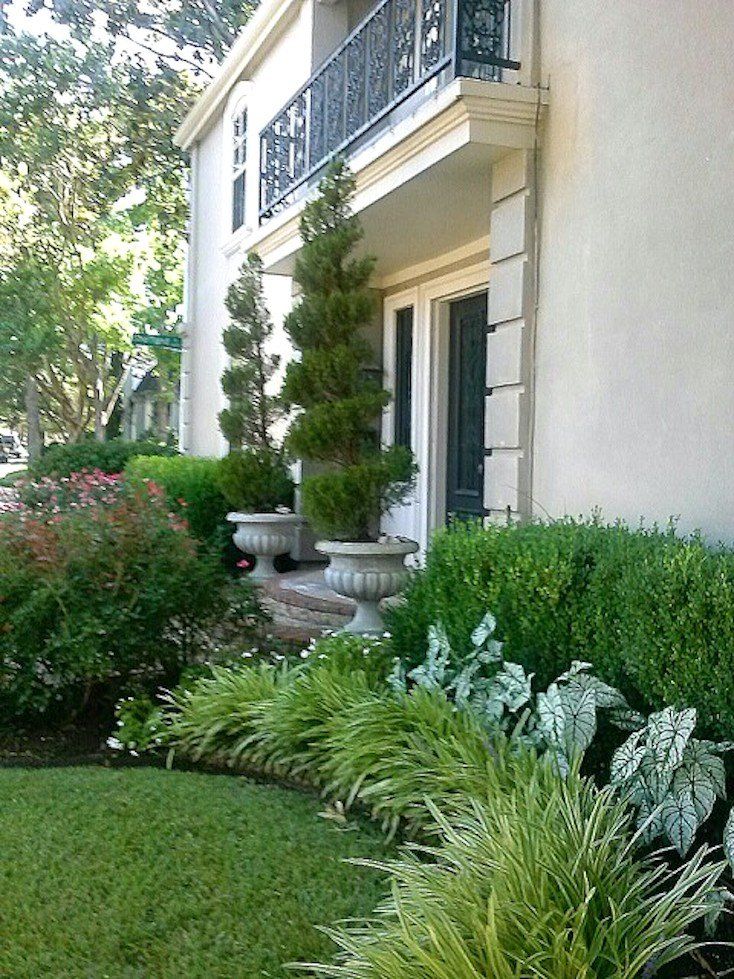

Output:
xmin=16 ymin=468 xmax=127 ymax=514
xmin=0 ymin=480 xmax=231 ymax=720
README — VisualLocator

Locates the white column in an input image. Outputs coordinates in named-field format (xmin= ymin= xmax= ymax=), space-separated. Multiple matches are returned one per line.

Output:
xmin=484 ymin=149 xmax=536 ymax=522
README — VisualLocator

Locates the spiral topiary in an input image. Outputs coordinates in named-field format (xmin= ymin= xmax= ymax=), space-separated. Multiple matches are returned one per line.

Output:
xmin=282 ymin=160 xmax=416 ymax=540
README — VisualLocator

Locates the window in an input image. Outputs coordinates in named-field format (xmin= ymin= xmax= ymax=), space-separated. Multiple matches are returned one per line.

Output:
xmin=232 ymin=108 xmax=247 ymax=232
xmin=394 ymin=306 xmax=413 ymax=448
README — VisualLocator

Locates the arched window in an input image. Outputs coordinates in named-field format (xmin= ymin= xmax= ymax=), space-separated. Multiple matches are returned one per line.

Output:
xmin=232 ymin=106 xmax=247 ymax=232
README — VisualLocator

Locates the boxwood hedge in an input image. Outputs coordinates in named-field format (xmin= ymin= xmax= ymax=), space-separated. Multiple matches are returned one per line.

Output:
xmin=386 ymin=518 xmax=734 ymax=737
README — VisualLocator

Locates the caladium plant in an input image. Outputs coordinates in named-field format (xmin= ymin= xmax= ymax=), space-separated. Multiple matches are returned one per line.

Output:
xmin=392 ymin=611 xmax=734 ymax=878
xmin=388 ymin=612 xmax=641 ymax=775
xmin=610 ymin=707 xmax=734 ymax=857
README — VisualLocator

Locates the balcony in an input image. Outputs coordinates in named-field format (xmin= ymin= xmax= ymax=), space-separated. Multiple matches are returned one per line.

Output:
xmin=259 ymin=0 xmax=519 ymax=222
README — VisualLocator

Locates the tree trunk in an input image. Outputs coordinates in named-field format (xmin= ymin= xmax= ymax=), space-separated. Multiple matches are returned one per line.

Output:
xmin=93 ymin=377 xmax=105 ymax=441
xmin=155 ymin=397 xmax=169 ymax=439
xmin=24 ymin=374 xmax=43 ymax=462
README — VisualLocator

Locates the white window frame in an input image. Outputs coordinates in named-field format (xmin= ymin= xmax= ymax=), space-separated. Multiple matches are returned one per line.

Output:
xmin=223 ymin=82 xmax=252 ymax=246
xmin=232 ymin=106 xmax=248 ymax=232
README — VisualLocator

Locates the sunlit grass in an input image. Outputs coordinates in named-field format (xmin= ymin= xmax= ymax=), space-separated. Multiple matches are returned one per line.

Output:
xmin=0 ymin=766 xmax=391 ymax=978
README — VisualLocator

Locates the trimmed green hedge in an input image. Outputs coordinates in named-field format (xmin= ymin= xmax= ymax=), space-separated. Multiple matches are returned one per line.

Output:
xmin=386 ymin=519 xmax=734 ymax=738
xmin=125 ymin=455 xmax=228 ymax=543
xmin=30 ymin=439 xmax=176 ymax=479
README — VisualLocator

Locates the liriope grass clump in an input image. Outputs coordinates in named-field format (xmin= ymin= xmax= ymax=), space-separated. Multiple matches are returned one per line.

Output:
xmin=300 ymin=754 xmax=723 ymax=979
xmin=163 ymin=658 xmax=493 ymax=835
xmin=163 ymin=662 xmax=288 ymax=764
xmin=157 ymin=654 xmax=727 ymax=977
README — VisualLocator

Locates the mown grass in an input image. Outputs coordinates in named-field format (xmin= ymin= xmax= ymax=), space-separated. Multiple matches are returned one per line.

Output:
xmin=0 ymin=766 xmax=392 ymax=978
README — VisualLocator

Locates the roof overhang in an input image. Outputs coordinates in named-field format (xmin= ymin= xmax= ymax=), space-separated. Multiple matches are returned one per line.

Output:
xmin=174 ymin=0 xmax=301 ymax=150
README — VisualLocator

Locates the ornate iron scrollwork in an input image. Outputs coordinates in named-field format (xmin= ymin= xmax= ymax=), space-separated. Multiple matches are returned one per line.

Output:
xmin=259 ymin=0 xmax=516 ymax=221
xmin=367 ymin=3 xmax=391 ymax=119
xmin=420 ymin=0 xmax=445 ymax=73
xmin=457 ymin=0 xmax=510 ymax=81
xmin=325 ymin=52 xmax=346 ymax=155
xmin=393 ymin=0 xmax=416 ymax=97
xmin=346 ymin=31 xmax=367 ymax=138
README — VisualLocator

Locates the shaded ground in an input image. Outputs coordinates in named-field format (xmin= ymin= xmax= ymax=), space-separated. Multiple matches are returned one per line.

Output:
xmin=0 ymin=766 xmax=392 ymax=978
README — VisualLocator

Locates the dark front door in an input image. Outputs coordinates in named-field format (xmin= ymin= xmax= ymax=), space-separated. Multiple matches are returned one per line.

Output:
xmin=446 ymin=292 xmax=488 ymax=521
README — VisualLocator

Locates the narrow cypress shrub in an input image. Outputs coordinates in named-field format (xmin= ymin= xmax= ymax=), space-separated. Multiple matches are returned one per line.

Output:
xmin=219 ymin=253 xmax=283 ymax=451
xmin=282 ymin=160 xmax=415 ymax=541
xmin=218 ymin=252 xmax=293 ymax=510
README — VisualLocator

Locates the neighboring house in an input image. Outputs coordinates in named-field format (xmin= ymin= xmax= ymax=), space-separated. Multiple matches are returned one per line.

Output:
xmin=123 ymin=370 xmax=180 ymax=443
xmin=176 ymin=0 xmax=734 ymax=549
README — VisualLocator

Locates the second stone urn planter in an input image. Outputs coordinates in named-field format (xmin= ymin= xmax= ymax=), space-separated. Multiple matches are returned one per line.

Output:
xmin=227 ymin=512 xmax=304 ymax=581
xmin=315 ymin=538 xmax=419 ymax=634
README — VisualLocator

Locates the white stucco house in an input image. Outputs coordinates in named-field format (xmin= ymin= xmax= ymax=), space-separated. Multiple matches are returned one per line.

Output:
xmin=176 ymin=0 xmax=734 ymax=551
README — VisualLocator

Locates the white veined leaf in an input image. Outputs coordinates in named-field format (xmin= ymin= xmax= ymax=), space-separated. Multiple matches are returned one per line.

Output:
xmin=723 ymin=808 xmax=734 ymax=871
xmin=471 ymin=612 xmax=497 ymax=648
xmin=661 ymin=790 xmax=700 ymax=856
xmin=494 ymin=662 xmax=533 ymax=713
xmin=560 ymin=683 xmax=597 ymax=755
xmin=386 ymin=658 xmax=407 ymax=694
xmin=646 ymin=706 xmax=697 ymax=774
xmin=556 ymin=661 xmax=593 ymax=683
xmin=703 ymin=887 xmax=734 ymax=937
xmin=475 ymin=639 xmax=504 ymax=665
xmin=700 ymin=739 xmax=734 ymax=755
xmin=568 ymin=673 xmax=629 ymax=711
xmin=636 ymin=797 xmax=665 ymax=845
xmin=674 ymin=740 xmax=726 ymax=811
xmin=610 ymin=729 xmax=646 ymax=786
xmin=551 ymin=749 xmax=571 ymax=779
xmin=536 ymin=683 xmax=566 ymax=748
xmin=608 ymin=706 xmax=647 ymax=731
xmin=476 ymin=691 xmax=507 ymax=724
xmin=409 ymin=623 xmax=452 ymax=690
xmin=427 ymin=622 xmax=452 ymax=663
xmin=636 ymin=752 xmax=675 ymax=804
xmin=450 ymin=660 xmax=482 ymax=710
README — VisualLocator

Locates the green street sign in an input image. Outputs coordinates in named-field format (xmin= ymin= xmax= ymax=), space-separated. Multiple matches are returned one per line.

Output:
xmin=132 ymin=333 xmax=182 ymax=351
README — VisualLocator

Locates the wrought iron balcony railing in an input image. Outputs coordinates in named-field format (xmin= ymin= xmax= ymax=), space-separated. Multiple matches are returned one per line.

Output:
xmin=259 ymin=0 xmax=518 ymax=221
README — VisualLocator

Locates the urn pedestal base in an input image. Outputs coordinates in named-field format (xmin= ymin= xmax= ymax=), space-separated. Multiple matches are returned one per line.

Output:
xmin=315 ymin=538 xmax=419 ymax=634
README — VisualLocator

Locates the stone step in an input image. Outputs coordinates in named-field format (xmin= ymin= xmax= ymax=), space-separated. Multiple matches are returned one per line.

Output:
xmin=259 ymin=565 xmax=353 ymax=641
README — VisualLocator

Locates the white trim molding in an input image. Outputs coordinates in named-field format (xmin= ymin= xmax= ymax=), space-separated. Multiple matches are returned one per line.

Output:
xmin=174 ymin=0 xmax=301 ymax=150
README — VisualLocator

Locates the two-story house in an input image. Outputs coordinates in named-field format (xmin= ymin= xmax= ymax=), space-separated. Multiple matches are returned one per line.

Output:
xmin=176 ymin=0 xmax=734 ymax=551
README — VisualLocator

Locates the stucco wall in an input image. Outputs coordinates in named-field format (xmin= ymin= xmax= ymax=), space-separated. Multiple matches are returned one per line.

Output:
xmin=182 ymin=3 xmax=314 ymax=456
xmin=533 ymin=0 xmax=734 ymax=541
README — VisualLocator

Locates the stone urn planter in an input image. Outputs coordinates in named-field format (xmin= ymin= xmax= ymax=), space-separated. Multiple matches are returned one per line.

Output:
xmin=315 ymin=538 xmax=419 ymax=634
xmin=227 ymin=512 xmax=304 ymax=581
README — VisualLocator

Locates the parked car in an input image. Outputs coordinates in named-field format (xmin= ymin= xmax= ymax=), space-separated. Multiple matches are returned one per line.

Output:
xmin=0 ymin=433 xmax=27 ymax=463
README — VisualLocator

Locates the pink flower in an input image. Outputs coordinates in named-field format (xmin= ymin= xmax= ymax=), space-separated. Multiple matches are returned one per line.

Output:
xmin=236 ymin=558 xmax=251 ymax=570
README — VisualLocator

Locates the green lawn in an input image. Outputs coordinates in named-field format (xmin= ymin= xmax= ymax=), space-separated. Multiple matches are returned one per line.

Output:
xmin=0 ymin=766 xmax=391 ymax=978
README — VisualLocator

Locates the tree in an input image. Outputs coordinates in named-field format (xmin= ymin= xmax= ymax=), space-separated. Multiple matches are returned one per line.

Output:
xmin=24 ymin=0 xmax=256 ymax=74
xmin=220 ymin=254 xmax=283 ymax=451
xmin=0 ymin=32 xmax=189 ymax=447
xmin=282 ymin=161 xmax=415 ymax=541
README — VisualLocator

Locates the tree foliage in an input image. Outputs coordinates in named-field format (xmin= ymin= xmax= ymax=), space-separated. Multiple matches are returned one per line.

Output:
xmin=0 ymin=30 xmax=190 ymax=445
xmin=25 ymin=0 xmax=255 ymax=73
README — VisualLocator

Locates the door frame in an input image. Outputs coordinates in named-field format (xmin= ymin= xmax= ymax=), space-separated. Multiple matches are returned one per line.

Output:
xmin=383 ymin=259 xmax=490 ymax=553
